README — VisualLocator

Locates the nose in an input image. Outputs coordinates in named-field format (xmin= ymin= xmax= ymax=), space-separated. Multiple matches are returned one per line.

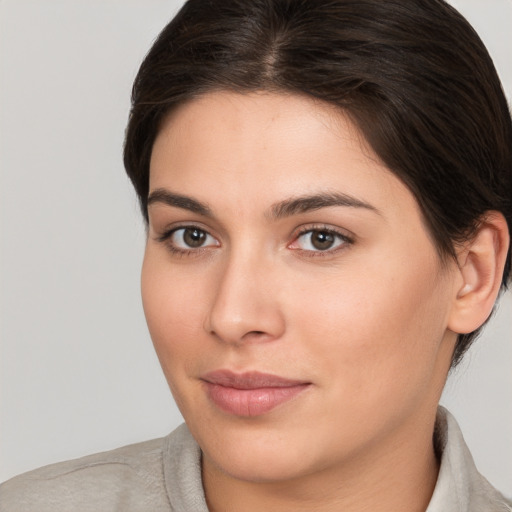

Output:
xmin=204 ymin=252 xmax=286 ymax=345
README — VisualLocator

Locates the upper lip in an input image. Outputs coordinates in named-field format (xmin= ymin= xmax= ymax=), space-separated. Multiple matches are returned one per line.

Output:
xmin=201 ymin=370 xmax=309 ymax=389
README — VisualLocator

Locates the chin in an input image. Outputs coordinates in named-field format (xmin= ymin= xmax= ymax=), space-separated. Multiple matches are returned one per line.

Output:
xmin=190 ymin=411 xmax=327 ymax=484
xmin=204 ymin=441 xmax=315 ymax=483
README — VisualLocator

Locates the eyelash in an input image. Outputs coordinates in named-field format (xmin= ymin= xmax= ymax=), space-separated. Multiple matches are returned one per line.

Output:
xmin=156 ymin=224 xmax=354 ymax=258
xmin=156 ymin=225 xmax=218 ymax=257
xmin=290 ymin=225 xmax=354 ymax=257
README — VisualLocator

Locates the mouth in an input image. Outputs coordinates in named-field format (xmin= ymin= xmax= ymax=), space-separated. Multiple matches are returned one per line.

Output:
xmin=201 ymin=370 xmax=311 ymax=417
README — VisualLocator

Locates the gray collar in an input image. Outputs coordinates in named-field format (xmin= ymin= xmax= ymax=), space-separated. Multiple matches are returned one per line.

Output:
xmin=426 ymin=407 xmax=510 ymax=512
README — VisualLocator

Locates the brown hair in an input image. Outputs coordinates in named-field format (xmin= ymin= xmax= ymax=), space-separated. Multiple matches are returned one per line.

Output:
xmin=124 ymin=0 xmax=512 ymax=366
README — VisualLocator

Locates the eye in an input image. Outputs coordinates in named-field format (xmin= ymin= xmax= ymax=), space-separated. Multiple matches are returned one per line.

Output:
xmin=167 ymin=227 xmax=219 ymax=250
xmin=290 ymin=228 xmax=350 ymax=252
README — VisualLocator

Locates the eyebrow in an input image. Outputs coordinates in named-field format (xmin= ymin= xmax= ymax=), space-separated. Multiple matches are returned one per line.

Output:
xmin=268 ymin=192 xmax=381 ymax=220
xmin=147 ymin=189 xmax=213 ymax=217
xmin=147 ymin=188 xmax=380 ymax=219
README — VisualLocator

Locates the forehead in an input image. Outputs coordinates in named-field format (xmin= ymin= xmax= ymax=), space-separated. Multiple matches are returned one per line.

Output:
xmin=149 ymin=91 xmax=418 ymax=219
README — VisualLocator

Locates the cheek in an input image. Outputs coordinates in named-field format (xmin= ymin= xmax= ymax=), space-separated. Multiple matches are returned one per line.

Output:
xmin=141 ymin=252 xmax=209 ymax=377
xmin=288 ymin=255 xmax=452 ymax=401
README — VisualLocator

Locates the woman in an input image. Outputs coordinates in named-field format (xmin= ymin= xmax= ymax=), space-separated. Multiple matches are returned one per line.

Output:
xmin=1 ymin=0 xmax=511 ymax=510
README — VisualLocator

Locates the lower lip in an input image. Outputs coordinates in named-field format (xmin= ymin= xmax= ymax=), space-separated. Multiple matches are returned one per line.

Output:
xmin=204 ymin=383 xmax=310 ymax=417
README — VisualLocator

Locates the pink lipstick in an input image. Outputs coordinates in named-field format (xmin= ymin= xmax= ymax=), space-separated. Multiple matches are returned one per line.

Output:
xmin=201 ymin=370 xmax=310 ymax=417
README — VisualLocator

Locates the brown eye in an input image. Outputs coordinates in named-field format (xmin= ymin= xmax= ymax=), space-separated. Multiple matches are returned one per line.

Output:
xmin=169 ymin=227 xmax=219 ymax=250
xmin=310 ymin=231 xmax=335 ymax=250
xmin=290 ymin=228 xmax=349 ymax=253
xmin=183 ymin=228 xmax=207 ymax=247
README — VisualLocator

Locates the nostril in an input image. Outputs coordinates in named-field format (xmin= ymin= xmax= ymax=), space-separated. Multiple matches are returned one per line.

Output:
xmin=240 ymin=330 xmax=272 ymax=343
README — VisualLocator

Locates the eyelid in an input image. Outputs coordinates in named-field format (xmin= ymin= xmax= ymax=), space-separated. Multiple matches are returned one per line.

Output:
xmin=154 ymin=221 xmax=216 ymax=241
xmin=288 ymin=224 xmax=354 ymax=254
xmin=155 ymin=223 xmax=221 ymax=255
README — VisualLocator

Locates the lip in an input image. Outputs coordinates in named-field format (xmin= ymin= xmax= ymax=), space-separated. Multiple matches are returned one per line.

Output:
xmin=201 ymin=370 xmax=311 ymax=417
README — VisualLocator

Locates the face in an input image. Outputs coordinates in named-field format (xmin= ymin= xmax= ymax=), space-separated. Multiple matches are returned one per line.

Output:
xmin=143 ymin=91 xmax=458 ymax=484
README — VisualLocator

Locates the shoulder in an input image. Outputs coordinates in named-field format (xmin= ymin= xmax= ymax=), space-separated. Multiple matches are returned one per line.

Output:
xmin=430 ymin=407 xmax=512 ymax=512
xmin=0 ymin=434 xmax=173 ymax=512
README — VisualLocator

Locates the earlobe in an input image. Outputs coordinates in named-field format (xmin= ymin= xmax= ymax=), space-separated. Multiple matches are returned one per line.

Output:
xmin=448 ymin=212 xmax=510 ymax=334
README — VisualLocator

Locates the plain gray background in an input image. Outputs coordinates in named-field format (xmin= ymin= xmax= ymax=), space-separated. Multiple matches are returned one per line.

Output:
xmin=1 ymin=0 xmax=511 ymax=496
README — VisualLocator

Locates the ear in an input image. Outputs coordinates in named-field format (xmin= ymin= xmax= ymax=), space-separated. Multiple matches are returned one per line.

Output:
xmin=448 ymin=211 xmax=510 ymax=334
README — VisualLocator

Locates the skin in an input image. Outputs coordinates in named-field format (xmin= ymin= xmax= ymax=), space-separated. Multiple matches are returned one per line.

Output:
xmin=142 ymin=91 xmax=468 ymax=512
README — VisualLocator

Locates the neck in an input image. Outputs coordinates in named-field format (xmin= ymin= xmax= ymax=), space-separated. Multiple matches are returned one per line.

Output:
xmin=203 ymin=409 xmax=440 ymax=512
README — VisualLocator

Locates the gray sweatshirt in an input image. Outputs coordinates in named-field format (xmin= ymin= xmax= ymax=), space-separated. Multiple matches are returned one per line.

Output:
xmin=0 ymin=408 xmax=510 ymax=511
